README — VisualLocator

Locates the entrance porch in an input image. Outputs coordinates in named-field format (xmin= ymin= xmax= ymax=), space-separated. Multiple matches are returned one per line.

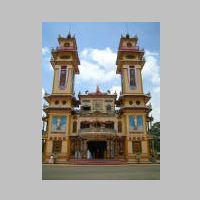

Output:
xmin=70 ymin=135 xmax=125 ymax=160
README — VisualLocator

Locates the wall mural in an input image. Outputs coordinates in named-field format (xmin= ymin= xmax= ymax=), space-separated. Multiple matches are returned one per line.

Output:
xmin=129 ymin=115 xmax=143 ymax=130
xmin=59 ymin=66 xmax=68 ymax=89
xmin=52 ymin=116 xmax=67 ymax=132
xmin=137 ymin=116 xmax=143 ymax=129
xmin=129 ymin=67 xmax=136 ymax=89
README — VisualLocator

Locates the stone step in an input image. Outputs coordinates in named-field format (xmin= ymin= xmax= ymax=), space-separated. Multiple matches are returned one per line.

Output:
xmin=69 ymin=159 xmax=126 ymax=165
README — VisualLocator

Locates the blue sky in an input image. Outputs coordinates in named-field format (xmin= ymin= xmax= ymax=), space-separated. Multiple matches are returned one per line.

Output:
xmin=42 ymin=22 xmax=160 ymax=122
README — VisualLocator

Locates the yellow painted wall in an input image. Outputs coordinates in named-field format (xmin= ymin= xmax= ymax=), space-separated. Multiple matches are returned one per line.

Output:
xmin=46 ymin=140 xmax=53 ymax=153
xmin=61 ymin=141 xmax=67 ymax=153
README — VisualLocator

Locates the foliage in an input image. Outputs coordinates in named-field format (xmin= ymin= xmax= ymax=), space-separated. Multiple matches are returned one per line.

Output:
xmin=150 ymin=122 xmax=160 ymax=153
xmin=150 ymin=122 xmax=160 ymax=136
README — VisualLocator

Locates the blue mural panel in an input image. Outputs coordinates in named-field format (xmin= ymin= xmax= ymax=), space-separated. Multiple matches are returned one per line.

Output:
xmin=129 ymin=116 xmax=135 ymax=129
xmin=137 ymin=116 xmax=143 ymax=129
xmin=52 ymin=116 xmax=67 ymax=132
xmin=129 ymin=115 xmax=143 ymax=130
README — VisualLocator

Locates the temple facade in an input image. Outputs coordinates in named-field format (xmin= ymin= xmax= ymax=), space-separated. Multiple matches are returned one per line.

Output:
xmin=42 ymin=33 xmax=154 ymax=164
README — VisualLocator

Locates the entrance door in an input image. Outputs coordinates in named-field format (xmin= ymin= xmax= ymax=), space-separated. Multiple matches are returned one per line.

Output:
xmin=87 ymin=141 xmax=107 ymax=159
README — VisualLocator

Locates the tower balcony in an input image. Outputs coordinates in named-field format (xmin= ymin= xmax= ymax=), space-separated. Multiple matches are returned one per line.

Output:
xmin=42 ymin=104 xmax=73 ymax=113
xmin=51 ymin=46 xmax=76 ymax=52
xmin=119 ymin=46 xmax=139 ymax=51
xmin=119 ymin=104 xmax=152 ymax=113
xmin=78 ymin=127 xmax=117 ymax=134
xmin=79 ymin=110 xmax=115 ymax=116
xmin=118 ymin=46 xmax=144 ymax=53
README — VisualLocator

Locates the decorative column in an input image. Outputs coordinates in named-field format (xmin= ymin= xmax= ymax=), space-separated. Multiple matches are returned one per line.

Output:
xmin=115 ymin=138 xmax=118 ymax=158
xmin=80 ymin=139 xmax=83 ymax=159
xmin=109 ymin=140 xmax=112 ymax=159
xmin=114 ymin=120 xmax=118 ymax=132
xmin=107 ymin=140 xmax=110 ymax=159
xmin=83 ymin=139 xmax=87 ymax=159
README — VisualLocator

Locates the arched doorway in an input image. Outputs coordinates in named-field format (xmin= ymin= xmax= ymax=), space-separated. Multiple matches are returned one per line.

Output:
xmin=87 ymin=141 xmax=107 ymax=159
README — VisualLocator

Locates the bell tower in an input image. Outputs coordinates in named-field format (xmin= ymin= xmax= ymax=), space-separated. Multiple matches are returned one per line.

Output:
xmin=43 ymin=33 xmax=80 ymax=163
xmin=116 ymin=34 xmax=152 ymax=163
xmin=116 ymin=34 xmax=145 ymax=94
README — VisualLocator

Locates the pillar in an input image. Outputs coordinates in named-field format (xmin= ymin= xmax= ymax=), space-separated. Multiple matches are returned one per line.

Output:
xmin=83 ymin=140 xmax=87 ymax=159
xmin=107 ymin=140 xmax=110 ymax=159
xmin=128 ymin=140 xmax=132 ymax=157
xmin=141 ymin=140 xmax=148 ymax=154
xmin=45 ymin=140 xmax=53 ymax=161
xmin=61 ymin=140 xmax=67 ymax=155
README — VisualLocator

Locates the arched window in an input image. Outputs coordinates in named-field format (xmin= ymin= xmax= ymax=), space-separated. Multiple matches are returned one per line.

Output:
xmin=64 ymin=42 xmax=70 ymax=47
xmin=106 ymin=104 xmax=112 ymax=111
xmin=59 ymin=66 xmax=67 ymax=89
xmin=129 ymin=66 xmax=136 ymax=89
xmin=127 ymin=42 xmax=132 ymax=47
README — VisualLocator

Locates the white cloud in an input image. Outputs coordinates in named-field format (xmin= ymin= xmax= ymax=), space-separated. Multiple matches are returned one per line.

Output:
xmin=48 ymin=63 xmax=53 ymax=71
xmin=90 ymin=48 xmax=116 ymax=70
xmin=142 ymin=50 xmax=160 ymax=85
xmin=80 ymin=48 xmax=116 ymax=70
xmin=77 ymin=48 xmax=119 ymax=84
xmin=42 ymin=47 xmax=53 ymax=71
xmin=150 ymin=88 xmax=160 ymax=122
xmin=42 ymin=47 xmax=50 ymax=56
xmin=42 ymin=88 xmax=46 ymax=117
xmin=80 ymin=49 xmax=89 ymax=57
xmin=141 ymin=50 xmax=160 ymax=122
xmin=42 ymin=88 xmax=45 ymax=97
xmin=110 ymin=86 xmax=121 ymax=97
xmin=153 ymin=86 xmax=160 ymax=93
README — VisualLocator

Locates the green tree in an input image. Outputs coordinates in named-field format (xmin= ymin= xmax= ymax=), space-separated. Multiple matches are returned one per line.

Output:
xmin=150 ymin=122 xmax=160 ymax=153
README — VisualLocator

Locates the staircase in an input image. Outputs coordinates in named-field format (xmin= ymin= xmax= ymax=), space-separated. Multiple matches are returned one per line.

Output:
xmin=69 ymin=159 xmax=126 ymax=165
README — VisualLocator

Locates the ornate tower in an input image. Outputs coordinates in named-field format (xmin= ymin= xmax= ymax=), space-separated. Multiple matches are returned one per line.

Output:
xmin=43 ymin=33 xmax=80 ymax=163
xmin=116 ymin=34 xmax=152 ymax=163
xmin=51 ymin=33 xmax=80 ymax=95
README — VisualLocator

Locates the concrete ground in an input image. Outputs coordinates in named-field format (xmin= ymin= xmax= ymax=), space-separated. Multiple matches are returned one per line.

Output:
xmin=42 ymin=164 xmax=160 ymax=180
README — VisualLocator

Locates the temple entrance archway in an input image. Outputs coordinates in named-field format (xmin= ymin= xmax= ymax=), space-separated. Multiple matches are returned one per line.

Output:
xmin=87 ymin=141 xmax=107 ymax=159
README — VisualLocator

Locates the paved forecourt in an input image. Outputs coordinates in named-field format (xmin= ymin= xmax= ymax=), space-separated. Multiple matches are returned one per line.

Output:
xmin=42 ymin=164 xmax=160 ymax=180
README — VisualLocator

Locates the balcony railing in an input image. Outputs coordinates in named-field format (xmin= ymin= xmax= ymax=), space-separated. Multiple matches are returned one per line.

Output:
xmin=119 ymin=46 xmax=139 ymax=51
xmin=119 ymin=46 xmax=144 ymax=52
xmin=51 ymin=46 xmax=76 ymax=52
xmin=43 ymin=104 xmax=71 ymax=109
xmin=80 ymin=110 xmax=115 ymax=115
xmin=78 ymin=128 xmax=117 ymax=133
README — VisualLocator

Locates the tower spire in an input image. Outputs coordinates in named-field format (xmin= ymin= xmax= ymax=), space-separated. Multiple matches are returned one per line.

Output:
xmin=67 ymin=25 xmax=71 ymax=38
xmin=96 ymin=85 xmax=100 ymax=94
xmin=125 ymin=24 xmax=130 ymax=38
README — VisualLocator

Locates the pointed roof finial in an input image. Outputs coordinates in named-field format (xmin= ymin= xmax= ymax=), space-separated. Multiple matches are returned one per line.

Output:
xmin=67 ymin=26 xmax=71 ymax=38
xmin=96 ymin=85 xmax=100 ymax=93
xmin=125 ymin=24 xmax=130 ymax=38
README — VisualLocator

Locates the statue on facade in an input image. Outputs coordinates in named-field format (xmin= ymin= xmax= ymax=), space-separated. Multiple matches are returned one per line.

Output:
xmin=48 ymin=155 xmax=54 ymax=164
xmin=56 ymin=117 xmax=61 ymax=130
xmin=87 ymin=149 xmax=92 ymax=160
xmin=134 ymin=117 xmax=137 ymax=129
